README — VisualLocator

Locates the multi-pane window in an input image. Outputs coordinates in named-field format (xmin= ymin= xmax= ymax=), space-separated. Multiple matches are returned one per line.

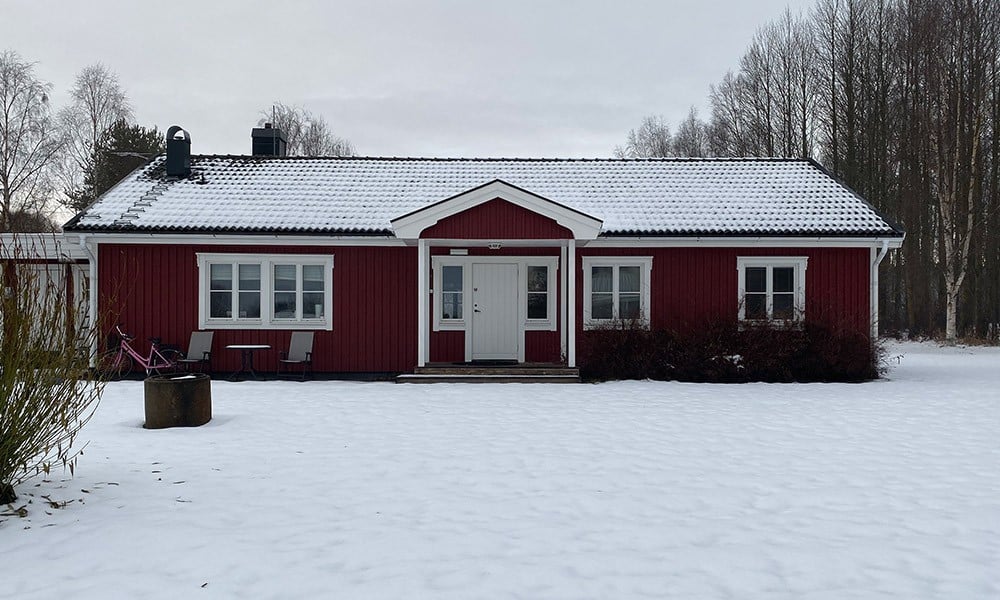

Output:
xmin=582 ymin=257 xmax=652 ymax=327
xmin=210 ymin=263 xmax=262 ymax=319
xmin=199 ymin=254 xmax=333 ymax=329
xmin=441 ymin=265 xmax=463 ymax=320
xmin=273 ymin=264 xmax=327 ymax=320
xmin=527 ymin=265 xmax=548 ymax=320
xmin=738 ymin=257 xmax=807 ymax=322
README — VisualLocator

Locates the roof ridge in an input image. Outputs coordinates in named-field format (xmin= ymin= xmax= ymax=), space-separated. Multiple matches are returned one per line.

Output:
xmin=184 ymin=154 xmax=811 ymax=163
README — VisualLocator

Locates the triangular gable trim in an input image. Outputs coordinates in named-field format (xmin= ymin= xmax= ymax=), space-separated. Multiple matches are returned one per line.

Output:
xmin=390 ymin=179 xmax=604 ymax=240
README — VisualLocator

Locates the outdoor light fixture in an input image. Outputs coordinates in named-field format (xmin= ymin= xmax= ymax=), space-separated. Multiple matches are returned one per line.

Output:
xmin=488 ymin=242 xmax=502 ymax=250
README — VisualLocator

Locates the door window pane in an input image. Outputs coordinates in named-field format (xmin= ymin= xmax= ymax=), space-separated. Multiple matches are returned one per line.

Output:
xmin=528 ymin=293 xmax=547 ymax=319
xmin=442 ymin=266 xmax=463 ymax=292
xmin=528 ymin=266 xmax=548 ymax=292
xmin=442 ymin=292 xmax=462 ymax=319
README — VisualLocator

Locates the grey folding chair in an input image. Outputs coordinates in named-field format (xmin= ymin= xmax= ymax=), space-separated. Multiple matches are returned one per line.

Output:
xmin=177 ymin=331 xmax=214 ymax=372
xmin=278 ymin=332 xmax=314 ymax=379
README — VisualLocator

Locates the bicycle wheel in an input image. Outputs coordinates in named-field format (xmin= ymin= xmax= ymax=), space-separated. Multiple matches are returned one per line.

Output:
xmin=149 ymin=348 xmax=183 ymax=375
xmin=98 ymin=350 xmax=134 ymax=380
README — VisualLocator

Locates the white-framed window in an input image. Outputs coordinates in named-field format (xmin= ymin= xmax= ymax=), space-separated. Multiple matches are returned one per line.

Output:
xmin=582 ymin=256 xmax=653 ymax=329
xmin=431 ymin=256 xmax=558 ymax=332
xmin=737 ymin=256 xmax=807 ymax=322
xmin=523 ymin=260 xmax=558 ymax=330
xmin=197 ymin=253 xmax=334 ymax=330
xmin=440 ymin=264 xmax=465 ymax=324
xmin=526 ymin=265 xmax=549 ymax=321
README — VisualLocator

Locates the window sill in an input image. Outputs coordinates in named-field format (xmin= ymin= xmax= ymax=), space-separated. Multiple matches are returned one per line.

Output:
xmin=583 ymin=318 xmax=651 ymax=331
xmin=435 ymin=320 xmax=466 ymax=331
xmin=738 ymin=319 xmax=804 ymax=331
xmin=524 ymin=319 xmax=556 ymax=332
xmin=202 ymin=320 xmax=332 ymax=331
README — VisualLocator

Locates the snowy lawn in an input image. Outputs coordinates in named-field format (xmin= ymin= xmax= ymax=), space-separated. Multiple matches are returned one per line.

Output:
xmin=4 ymin=342 xmax=999 ymax=599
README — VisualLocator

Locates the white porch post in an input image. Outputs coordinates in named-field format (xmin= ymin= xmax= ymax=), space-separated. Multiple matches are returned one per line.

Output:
xmin=417 ymin=238 xmax=428 ymax=367
xmin=567 ymin=239 xmax=576 ymax=368
xmin=560 ymin=243 xmax=568 ymax=360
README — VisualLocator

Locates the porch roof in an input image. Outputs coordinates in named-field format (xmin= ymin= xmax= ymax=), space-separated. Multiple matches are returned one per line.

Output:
xmin=65 ymin=156 xmax=904 ymax=238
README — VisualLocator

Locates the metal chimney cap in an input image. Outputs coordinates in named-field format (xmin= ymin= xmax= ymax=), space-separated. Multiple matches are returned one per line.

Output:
xmin=166 ymin=125 xmax=191 ymax=142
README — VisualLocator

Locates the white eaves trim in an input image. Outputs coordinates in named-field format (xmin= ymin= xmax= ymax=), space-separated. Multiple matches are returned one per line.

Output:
xmin=390 ymin=179 xmax=604 ymax=240
xmin=583 ymin=236 xmax=905 ymax=249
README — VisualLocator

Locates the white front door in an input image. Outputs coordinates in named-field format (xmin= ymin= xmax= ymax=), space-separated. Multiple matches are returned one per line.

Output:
xmin=471 ymin=263 xmax=519 ymax=360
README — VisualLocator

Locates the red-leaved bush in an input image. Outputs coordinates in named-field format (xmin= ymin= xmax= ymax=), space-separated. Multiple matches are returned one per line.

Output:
xmin=579 ymin=317 xmax=883 ymax=383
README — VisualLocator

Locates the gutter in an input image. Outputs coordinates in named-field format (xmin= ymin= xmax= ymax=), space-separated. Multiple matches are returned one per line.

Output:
xmin=870 ymin=239 xmax=890 ymax=338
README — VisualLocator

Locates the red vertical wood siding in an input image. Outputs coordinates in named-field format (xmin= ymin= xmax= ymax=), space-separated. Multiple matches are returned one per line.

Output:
xmin=98 ymin=242 xmax=871 ymax=373
xmin=575 ymin=246 xmax=871 ymax=337
xmin=98 ymin=243 xmax=417 ymax=373
xmin=420 ymin=198 xmax=572 ymax=239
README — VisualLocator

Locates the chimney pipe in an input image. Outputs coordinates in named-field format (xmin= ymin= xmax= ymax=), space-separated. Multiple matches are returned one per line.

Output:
xmin=165 ymin=126 xmax=191 ymax=177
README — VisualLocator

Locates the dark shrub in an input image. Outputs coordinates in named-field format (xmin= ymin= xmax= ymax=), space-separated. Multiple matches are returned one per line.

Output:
xmin=579 ymin=317 xmax=882 ymax=383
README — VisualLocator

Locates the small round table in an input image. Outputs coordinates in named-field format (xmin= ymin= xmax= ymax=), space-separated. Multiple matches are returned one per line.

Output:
xmin=226 ymin=344 xmax=271 ymax=381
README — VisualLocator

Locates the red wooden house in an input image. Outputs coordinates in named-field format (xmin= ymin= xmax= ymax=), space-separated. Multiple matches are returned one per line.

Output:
xmin=61 ymin=126 xmax=904 ymax=376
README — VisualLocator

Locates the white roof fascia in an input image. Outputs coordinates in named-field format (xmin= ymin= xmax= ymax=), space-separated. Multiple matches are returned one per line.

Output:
xmin=582 ymin=236 xmax=904 ymax=249
xmin=64 ymin=233 xmax=406 ymax=247
xmin=0 ymin=232 xmax=89 ymax=261
xmin=390 ymin=179 xmax=603 ymax=240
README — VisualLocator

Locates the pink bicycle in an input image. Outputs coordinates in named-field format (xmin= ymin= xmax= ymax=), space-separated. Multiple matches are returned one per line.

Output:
xmin=98 ymin=324 xmax=182 ymax=379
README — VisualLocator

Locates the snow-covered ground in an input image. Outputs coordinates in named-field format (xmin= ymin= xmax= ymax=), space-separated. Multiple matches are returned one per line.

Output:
xmin=4 ymin=342 xmax=999 ymax=599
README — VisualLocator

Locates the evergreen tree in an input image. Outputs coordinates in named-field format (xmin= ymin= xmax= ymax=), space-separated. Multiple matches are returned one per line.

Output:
xmin=66 ymin=119 xmax=164 ymax=211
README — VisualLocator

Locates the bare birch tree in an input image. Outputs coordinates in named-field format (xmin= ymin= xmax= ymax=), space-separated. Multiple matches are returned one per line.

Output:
xmin=58 ymin=64 xmax=132 ymax=206
xmin=0 ymin=51 xmax=63 ymax=233
xmin=259 ymin=102 xmax=355 ymax=157
xmin=614 ymin=115 xmax=673 ymax=158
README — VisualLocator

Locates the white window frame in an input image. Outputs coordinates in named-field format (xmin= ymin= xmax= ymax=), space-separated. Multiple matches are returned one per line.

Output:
xmin=736 ymin=256 xmax=808 ymax=323
xmin=433 ymin=261 xmax=470 ymax=331
xmin=197 ymin=253 xmax=334 ymax=330
xmin=582 ymin=256 xmax=653 ymax=329
xmin=431 ymin=255 xmax=559 ymax=333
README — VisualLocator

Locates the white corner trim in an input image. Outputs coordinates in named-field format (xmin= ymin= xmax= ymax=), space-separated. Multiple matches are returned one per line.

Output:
xmin=196 ymin=252 xmax=334 ymax=330
xmin=390 ymin=180 xmax=603 ymax=240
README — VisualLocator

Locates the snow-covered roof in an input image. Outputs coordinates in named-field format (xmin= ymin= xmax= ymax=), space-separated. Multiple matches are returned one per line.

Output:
xmin=65 ymin=156 xmax=903 ymax=237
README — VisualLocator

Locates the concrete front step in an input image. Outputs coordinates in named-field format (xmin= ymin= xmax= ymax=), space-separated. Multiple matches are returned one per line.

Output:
xmin=396 ymin=373 xmax=581 ymax=384
xmin=414 ymin=366 xmax=579 ymax=377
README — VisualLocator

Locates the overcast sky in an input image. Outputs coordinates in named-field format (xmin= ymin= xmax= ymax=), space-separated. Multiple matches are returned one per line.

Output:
xmin=7 ymin=0 xmax=813 ymax=157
